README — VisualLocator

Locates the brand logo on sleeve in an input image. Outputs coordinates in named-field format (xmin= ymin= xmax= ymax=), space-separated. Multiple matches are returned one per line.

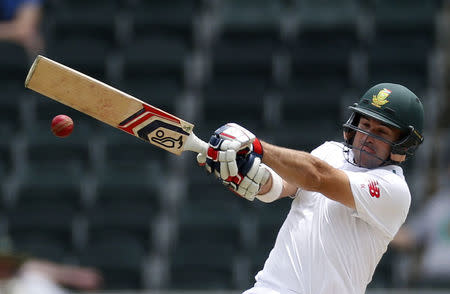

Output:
xmin=368 ymin=180 xmax=380 ymax=198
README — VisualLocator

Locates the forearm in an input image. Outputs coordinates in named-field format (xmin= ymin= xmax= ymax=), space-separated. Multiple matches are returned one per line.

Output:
xmin=0 ymin=3 xmax=42 ymax=44
xmin=22 ymin=260 xmax=102 ymax=290
xmin=0 ymin=22 xmax=20 ymax=41
xmin=261 ymin=141 xmax=323 ymax=191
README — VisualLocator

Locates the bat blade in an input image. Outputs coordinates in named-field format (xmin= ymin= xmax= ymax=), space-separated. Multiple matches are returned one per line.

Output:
xmin=25 ymin=55 xmax=207 ymax=155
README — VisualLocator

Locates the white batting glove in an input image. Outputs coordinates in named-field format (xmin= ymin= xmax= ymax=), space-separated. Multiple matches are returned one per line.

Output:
xmin=223 ymin=155 xmax=270 ymax=201
xmin=205 ymin=123 xmax=256 ymax=179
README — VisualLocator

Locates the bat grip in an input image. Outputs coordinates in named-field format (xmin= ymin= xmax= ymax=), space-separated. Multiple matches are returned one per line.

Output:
xmin=184 ymin=132 xmax=208 ymax=154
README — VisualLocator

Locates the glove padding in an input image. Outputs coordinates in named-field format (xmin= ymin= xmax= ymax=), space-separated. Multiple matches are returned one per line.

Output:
xmin=198 ymin=123 xmax=258 ymax=179
xmin=222 ymin=154 xmax=270 ymax=201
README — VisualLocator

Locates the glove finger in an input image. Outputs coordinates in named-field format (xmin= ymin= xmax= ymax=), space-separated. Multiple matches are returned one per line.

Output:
xmin=253 ymin=165 xmax=268 ymax=183
xmin=239 ymin=177 xmax=252 ymax=189
xmin=220 ymin=140 xmax=242 ymax=151
xmin=248 ymin=182 xmax=260 ymax=194
xmin=237 ymin=186 xmax=255 ymax=201
xmin=243 ymin=190 xmax=256 ymax=201
xmin=220 ymin=162 xmax=230 ymax=180
xmin=196 ymin=153 xmax=206 ymax=166
xmin=260 ymin=168 xmax=270 ymax=186
xmin=218 ymin=150 xmax=236 ymax=162
xmin=246 ymin=157 xmax=261 ymax=179
xmin=228 ymin=160 xmax=238 ymax=177
xmin=207 ymin=147 xmax=219 ymax=161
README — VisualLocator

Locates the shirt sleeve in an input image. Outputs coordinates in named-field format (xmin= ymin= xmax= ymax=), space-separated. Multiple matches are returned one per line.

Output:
xmin=344 ymin=169 xmax=411 ymax=238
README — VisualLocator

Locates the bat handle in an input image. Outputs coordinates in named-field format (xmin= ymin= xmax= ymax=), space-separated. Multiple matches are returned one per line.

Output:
xmin=184 ymin=132 xmax=208 ymax=154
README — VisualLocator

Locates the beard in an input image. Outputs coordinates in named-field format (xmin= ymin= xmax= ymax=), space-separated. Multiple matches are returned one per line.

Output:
xmin=352 ymin=140 xmax=386 ymax=169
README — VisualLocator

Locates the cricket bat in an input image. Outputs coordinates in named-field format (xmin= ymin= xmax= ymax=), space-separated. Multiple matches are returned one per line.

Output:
xmin=25 ymin=55 xmax=208 ymax=156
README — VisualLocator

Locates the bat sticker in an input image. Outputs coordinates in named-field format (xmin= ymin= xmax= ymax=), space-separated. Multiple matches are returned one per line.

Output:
xmin=118 ymin=105 xmax=189 ymax=150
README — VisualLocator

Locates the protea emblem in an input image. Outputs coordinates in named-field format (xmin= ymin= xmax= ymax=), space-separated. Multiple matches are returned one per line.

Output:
xmin=372 ymin=88 xmax=391 ymax=108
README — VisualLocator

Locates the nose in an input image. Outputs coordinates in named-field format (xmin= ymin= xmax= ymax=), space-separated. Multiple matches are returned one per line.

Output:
xmin=359 ymin=130 xmax=375 ymax=146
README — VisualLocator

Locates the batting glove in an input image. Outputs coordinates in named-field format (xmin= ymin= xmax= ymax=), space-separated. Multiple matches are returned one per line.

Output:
xmin=222 ymin=154 xmax=270 ymax=201
xmin=201 ymin=123 xmax=262 ymax=180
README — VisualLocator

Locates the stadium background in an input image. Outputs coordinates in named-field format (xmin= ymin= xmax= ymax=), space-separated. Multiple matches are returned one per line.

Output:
xmin=1 ymin=0 xmax=449 ymax=292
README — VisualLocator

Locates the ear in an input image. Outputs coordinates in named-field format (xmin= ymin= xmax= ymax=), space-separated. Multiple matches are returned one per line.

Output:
xmin=343 ymin=130 xmax=355 ymax=144
xmin=390 ymin=152 xmax=406 ymax=162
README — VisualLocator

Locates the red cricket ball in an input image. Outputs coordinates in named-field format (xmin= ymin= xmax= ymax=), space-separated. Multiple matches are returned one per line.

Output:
xmin=51 ymin=114 xmax=74 ymax=138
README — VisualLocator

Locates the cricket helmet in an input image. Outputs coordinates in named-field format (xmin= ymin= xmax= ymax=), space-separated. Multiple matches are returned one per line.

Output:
xmin=343 ymin=83 xmax=424 ymax=165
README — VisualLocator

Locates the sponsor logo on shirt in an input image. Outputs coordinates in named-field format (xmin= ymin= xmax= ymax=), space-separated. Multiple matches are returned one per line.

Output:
xmin=368 ymin=180 xmax=380 ymax=198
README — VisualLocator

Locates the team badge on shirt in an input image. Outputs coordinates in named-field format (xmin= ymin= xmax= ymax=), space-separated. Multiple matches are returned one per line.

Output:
xmin=368 ymin=180 xmax=380 ymax=198
xmin=372 ymin=88 xmax=391 ymax=108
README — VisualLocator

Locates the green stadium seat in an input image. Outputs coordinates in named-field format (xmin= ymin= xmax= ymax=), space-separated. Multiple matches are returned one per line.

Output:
xmin=24 ymin=122 xmax=91 ymax=170
xmin=46 ymin=37 xmax=111 ymax=81
xmin=0 ymin=42 xmax=29 ymax=80
xmin=122 ymin=35 xmax=188 ymax=80
xmin=130 ymin=0 xmax=198 ymax=48
xmin=78 ymin=232 xmax=145 ymax=289
xmin=12 ymin=233 xmax=67 ymax=263
xmin=169 ymin=243 xmax=236 ymax=289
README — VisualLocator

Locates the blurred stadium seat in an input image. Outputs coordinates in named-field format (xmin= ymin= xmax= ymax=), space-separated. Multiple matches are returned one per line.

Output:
xmin=0 ymin=129 xmax=14 ymax=173
xmin=78 ymin=232 xmax=146 ymax=289
xmin=0 ymin=80 xmax=25 ymax=132
xmin=101 ymin=125 xmax=170 ymax=165
xmin=46 ymin=0 xmax=118 ymax=44
xmin=12 ymin=233 xmax=67 ymax=262
xmin=0 ymin=42 xmax=30 ymax=81
xmin=169 ymin=243 xmax=236 ymax=289
xmin=24 ymin=121 xmax=92 ymax=170
xmin=129 ymin=0 xmax=198 ymax=48
xmin=87 ymin=184 xmax=159 ymax=250
xmin=201 ymin=73 xmax=268 ymax=131
xmin=46 ymin=36 xmax=111 ymax=81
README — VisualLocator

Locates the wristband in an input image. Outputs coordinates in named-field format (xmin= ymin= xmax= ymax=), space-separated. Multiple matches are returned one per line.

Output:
xmin=256 ymin=165 xmax=283 ymax=203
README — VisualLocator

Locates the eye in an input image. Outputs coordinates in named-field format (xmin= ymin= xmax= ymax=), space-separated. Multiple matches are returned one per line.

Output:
xmin=361 ymin=122 xmax=370 ymax=129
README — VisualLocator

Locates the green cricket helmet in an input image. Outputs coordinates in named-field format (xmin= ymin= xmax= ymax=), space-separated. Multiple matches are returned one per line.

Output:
xmin=343 ymin=83 xmax=424 ymax=164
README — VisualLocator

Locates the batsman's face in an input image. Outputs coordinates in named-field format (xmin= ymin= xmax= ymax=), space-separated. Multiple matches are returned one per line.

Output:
xmin=353 ymin=117 xmax=402 ymax=168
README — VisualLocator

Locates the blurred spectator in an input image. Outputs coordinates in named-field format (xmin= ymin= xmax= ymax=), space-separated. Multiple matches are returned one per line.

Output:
xmin=0 ymin=253 xmax=103 ymax=293
xmin=0 ymin=0 xmax=44 ymax=56
xmin=392 ymin=135 xmax=450 ymax=288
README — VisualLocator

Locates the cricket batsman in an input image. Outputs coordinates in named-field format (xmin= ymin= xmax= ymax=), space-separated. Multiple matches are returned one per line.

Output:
xmin=198 ymin=83 xmax=425 ymax=294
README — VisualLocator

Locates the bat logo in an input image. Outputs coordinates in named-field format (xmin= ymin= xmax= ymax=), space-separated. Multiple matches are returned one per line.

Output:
xmin=118 ymin=105 xmax=189 ymax=150
xmin=151 ymin=130 xmax=183 ymax=149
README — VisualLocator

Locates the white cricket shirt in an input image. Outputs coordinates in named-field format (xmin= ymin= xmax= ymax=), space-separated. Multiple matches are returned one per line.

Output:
xmin=251 ymin=141 xmax=411 ymax=294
